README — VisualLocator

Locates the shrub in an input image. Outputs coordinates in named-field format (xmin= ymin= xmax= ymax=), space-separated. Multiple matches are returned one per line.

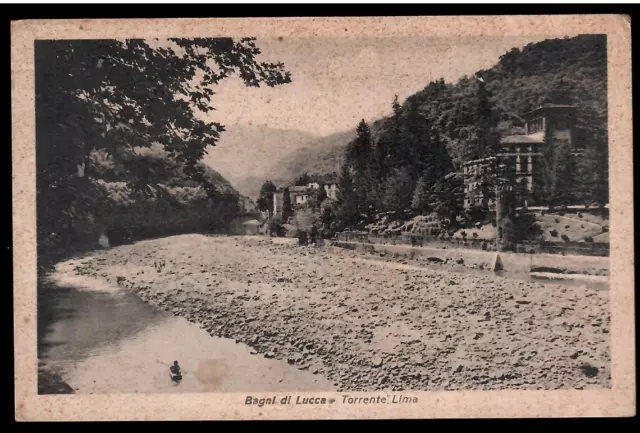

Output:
xmin=297 ymin=230 xmax=308 ymax=245
xmin=584 ymin=236 xmax=594 ymax=243
xmin=602 ymin=225 xmax=609 ymax=233
xmin=268 ymin=215 xmax=284 ymax=237
xmin=550 ymin=229 xmax=559 ymax=237
xmin=555 ymin=218 xmax=560 ymax=223
xmin=561 ymin=234 xmax=570 ymax=242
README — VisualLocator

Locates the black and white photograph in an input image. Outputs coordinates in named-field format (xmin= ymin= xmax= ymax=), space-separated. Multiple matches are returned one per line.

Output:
xmin=12 ymin=15 xmax=634 ymax=421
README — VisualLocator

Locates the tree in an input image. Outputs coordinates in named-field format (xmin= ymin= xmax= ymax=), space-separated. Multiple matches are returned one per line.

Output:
xmin=346 ymin=120 xmax=375 ymax=215
xmin=267 ymin=214 xmax=284 ymax=237
xmin=208 ymin=189 xmax=242 ymax=230
xmin=534 ymin=125 xmax=576 ymax=206
xmin=431 ymin=173 xmax=464 ymax=228
xmin=308 ymin=185 xmax=328 ymax=211
xmin=474 ymin=75 xmax=502 ymax=159
xmin=335 ymin=164 xmax=359 ymax=228
xmin=385 ymin=95 xmax=407 ymax=173
xmin=397 ymin=98 xmax=426 ymax=175
xmin=373 ymin=96 xmax=402 ymax=183
xmin=294 ymin=173 xmax=311 ymax=186
xmin=545 ymin=78 xmax=575 ymax=106
xmin=319 ymin=202 xmax=335 ymax=237
xmin=281 ymin=187 xmax=293 ymax=222
xmin=346 ymin=120 xmax=373 ymax=172
xmin=532 ymin=149 xmax=552 ymax=207
xmin=382 ymin=167 xmax=415 ymax=214
xmin=35 ymin=38 xmax=291 ymax=246
xmin=291 ymin=207 xmax=317 ymax=243
xmin=411 ymin=176 xmax=431 ymax=214
xmin=256 ymin=180 xmax=276 ymax=214
xmin=550 ymin=138 xmax=576 ymax=206
xmin=392 ymin=94 xmax=401 ymax=116
xmin=575 ymin=144 xmax=608 ymax=205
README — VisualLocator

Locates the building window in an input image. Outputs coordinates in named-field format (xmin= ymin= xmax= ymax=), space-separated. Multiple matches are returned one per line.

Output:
xmin=520 ymin=156 xmax=527 ymax=173
xmin=528 ymin=118 xmax=544 ymax=134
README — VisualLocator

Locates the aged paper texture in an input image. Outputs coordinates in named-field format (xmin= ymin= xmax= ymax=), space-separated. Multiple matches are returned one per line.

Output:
xmin=12 ymin=15 xmax=634 ymax=420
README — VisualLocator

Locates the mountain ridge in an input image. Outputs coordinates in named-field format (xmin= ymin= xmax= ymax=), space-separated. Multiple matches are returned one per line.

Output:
xmin=202 ymin=124 xmax=319 ymax=198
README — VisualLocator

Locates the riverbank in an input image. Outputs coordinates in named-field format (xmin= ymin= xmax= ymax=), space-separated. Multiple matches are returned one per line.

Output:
xmin=330 ymin=240 xmax=609 ymax=279
xmin=64 ymin=234 xmax=611 ymax=392
xmin=37 ymin=256 xmax=334 ymax=394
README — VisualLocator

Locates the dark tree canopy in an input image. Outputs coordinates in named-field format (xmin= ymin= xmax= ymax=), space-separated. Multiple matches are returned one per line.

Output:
xmin=294 ymin=173 xmax=312 ymax=186
xmin=257 ymin=180 xmax=277 ymax=212
xmin=36 ymin=37 xmax=292 ymax=246
xmin=281 ymin=187 xmax=293 ymax=222
xmin=36 ymin=38 xmax=291 ymax=187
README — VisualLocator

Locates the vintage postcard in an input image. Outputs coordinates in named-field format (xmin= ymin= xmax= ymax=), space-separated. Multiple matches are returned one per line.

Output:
xmin=12 ymin=15 xmax=634 ymax=421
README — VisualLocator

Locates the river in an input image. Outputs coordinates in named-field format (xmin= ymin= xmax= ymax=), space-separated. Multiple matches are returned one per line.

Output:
xmin=37 ymin=261 xmax=335 ymax=395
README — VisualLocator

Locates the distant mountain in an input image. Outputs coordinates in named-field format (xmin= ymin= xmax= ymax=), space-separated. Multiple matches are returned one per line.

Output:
xmin=263 ymin=129 xmax=357 ymax=186
xmin=202 ymin=124 xmax=318 ymax=199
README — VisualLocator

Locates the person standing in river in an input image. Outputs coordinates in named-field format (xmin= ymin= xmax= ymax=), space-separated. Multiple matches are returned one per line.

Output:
xmin=170 ymin=361 xmax=181 ymax=377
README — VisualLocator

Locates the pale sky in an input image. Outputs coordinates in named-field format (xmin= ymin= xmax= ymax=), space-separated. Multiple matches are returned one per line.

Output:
xmin=200 ymin=34 xmax=564 ymax=137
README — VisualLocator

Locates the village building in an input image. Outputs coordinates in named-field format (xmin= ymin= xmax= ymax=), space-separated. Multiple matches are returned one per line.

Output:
xmin=463 ymin=103 xmax=577 ymax=210
xmin=272 ymin=177 xmax=339 ymax=217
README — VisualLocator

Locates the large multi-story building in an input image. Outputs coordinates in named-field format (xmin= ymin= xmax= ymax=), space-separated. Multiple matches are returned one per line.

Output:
xmin=463 ymin=103 xmax=577 ymax=210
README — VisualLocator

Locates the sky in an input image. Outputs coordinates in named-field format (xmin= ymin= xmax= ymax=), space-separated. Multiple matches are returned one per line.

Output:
xmin=200 ymin=34 xmax=561 ymax=137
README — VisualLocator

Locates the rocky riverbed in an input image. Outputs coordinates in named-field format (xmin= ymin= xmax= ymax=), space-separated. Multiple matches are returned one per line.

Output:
xmin=64 ymin=234 xmax=611 ymax=392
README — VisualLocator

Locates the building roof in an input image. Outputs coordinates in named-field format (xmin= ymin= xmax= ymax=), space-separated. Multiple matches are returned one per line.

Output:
xmin=524 ymin=103 xmax=577 ymax=117
xmin=242 ymin=219 xmax=262 ymax=226
xmin=289 ymin=186 xmax=308 ymax=193
xmin=308 ymin=172 xmax=338 ymax=183
xmin=500 ymin=132 xmax=544 ymax=144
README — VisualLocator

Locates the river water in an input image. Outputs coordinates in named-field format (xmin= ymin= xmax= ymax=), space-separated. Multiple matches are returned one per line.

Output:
xmin=38 ymin=265 xmax=335 ymax=395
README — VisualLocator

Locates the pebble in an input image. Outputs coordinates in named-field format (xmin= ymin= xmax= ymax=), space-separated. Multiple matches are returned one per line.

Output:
xmin=69 ymin=235 xmax=611 ymax=392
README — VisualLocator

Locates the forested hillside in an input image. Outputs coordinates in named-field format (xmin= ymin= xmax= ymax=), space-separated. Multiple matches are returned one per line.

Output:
xmin=267 ymin=34 xmax=609 ymax=245
xmin=329 ymin=34 xmax=608 ymax=233
xmin=269 ymin=35 xmax=607 ymax=216
xmin=40 ymin=145 xmax=248 ymax=251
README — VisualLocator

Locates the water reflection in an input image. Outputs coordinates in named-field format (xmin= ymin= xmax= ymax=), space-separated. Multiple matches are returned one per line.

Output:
xmin=37 ymin=272 xmax=334 ymax=395
xmin=38 ymin=283 xmax=167 ymax=365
